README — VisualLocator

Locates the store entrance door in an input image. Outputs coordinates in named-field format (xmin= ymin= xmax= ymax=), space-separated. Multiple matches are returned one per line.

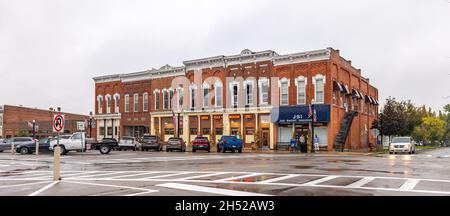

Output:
xmin=231 ymin=128 xmax=239 ymax=137
xmin=261 ymin=129 xmax=270 ymax=148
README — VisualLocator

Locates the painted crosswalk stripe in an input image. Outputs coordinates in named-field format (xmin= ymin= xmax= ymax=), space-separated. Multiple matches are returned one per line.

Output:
xmin=345 ymin=177 xmax=376 ymax=188
xmin=64 ymin=180 xmax=159 ymax=193
xmin=302 ymin=175 xmax=338 ymax=186
xmin=138 ymin=172 xmax=193 ymax=180
xmin=107 ymin=172 xmax=161 ymax=179
xmin=67 ymin=171 xmax=126 ymax=179
xmin=28 ymin=181 xmax=59 ymax=196
xmin=257 ymin=174 xmax=300 ymax=184
xmin=157 ymin=183 xmax=271 ymax=196
xmin=399 ymin=179 xmax=421 ymax=190
xmin=177 ymin=172 xmax=227 ymax=180
xmin=214 ymin=173 xmax=262 ymax=182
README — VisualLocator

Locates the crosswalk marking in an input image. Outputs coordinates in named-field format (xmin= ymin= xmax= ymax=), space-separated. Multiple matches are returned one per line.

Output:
xmin=139 ymin=172 xmax=193 ymax=180
xmin=399 ymin=179 xmax=421 ymax=190
xmin=214 ymin=173 xmax=263 ymax=182
xmin=157 ymin=183 xmax=271 ymax=196
xmin=177 ymin=172 xmax=227 ymax=180
xmin=345 ymin=177 xmax=375 ymax=188
xmin=258 ymin=174 xmax=300 ymax=184
xmin=302 ymin=175 xmax=338 ymax=186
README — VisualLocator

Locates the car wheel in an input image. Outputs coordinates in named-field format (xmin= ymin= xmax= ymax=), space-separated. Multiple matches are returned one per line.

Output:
xmin=389 ymin=152 xmax=393 ymax=154
xmin=0 ymin=150 xmax=3 ymax=153
xmin=59 ymin=146 xmax=67 ymax=155
xmin=193 ymin=149 xmax=196 ymax=152
xmin=99 ymin=145 xmax=111 ymax=154
xmin=232 ymin=149 xmax=235 ymax=153
xmin=20 ymin=147 xmax=29 ymax=155
xmin=221 ymin=147 xmax=225 ymax=153
xmin=167 ymin=148 xmax=170 ymax=152
xmin=238 ymin=148 xmax=242 ymax=153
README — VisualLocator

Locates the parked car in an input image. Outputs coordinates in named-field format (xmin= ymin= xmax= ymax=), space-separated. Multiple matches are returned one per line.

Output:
xmin=11 ymin=137 xmax=45 ymax=155
xmin=166 ymin=137 xmax=186 ymax=152
xmin=141 ymin=135 xmax=164 ymax=151
xmin=217 ymin=136 xmax=243 ymax=153
xmin=192 ymin=136 xmax=210 ymax=152
xmin=49 ymin=133 xmax=118 ymax=155
xmin=117 ymin=136 xmax=140 ymax=151
xmin=0 ymin=138 xmax=12 ymax=152
xmin=389 ymin=136 xmax=416 ymax=154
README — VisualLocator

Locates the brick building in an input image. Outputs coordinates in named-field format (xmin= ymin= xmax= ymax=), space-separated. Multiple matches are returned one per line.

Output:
xmin=0 ymin=105 xmax=92 ymax=139
xmin=93 ymin=48 xmax=379 ymax=151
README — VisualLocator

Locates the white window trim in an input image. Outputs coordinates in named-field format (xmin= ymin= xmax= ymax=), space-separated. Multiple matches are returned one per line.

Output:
xmin=176 ymin=88 xmax=183 ymax=111
xmin=258 ymin=78 xmax=269 ymax=105
xmin=153 ymin=89 xmax=160 ymax=111
xmin=97 ymin=95 xmax=103 ymax=114
xmin=244 ymin=80 xmax=254 ymax=105
xmin=189 ymin=84 xmax=197 ymax=109
xmin=278 ymin=77 xmax=290 ymax=106
xmin=229 ymin=81 xmax=239 ymax=107
xmin=105 ymin=94 xmax=111 ymax=114
xmin=143 ymin=92 xmax=148 ymax=112
xmin=312 ymin=74 xmax=326 ymax=104
xmin=202 ymin=82 xmax=210 ymax=108
xmin=214 ymin=80 xmax=223 ymax=107
xmin=295 ymin=76 xmax=307 ymax=105
xmin=125 ymin=94 xmax=130 ymax=113
xmin=133 ymin=93 xmax=139 ymax=112
xmin=162 ymin=89 xmax=168 ymax=110
xmin=113 ymin=93 xmax=120 ymax=113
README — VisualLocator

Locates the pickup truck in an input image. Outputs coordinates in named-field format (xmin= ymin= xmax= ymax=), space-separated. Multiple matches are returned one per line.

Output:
xmin=49 ymin=132 xmax=118 ymax=155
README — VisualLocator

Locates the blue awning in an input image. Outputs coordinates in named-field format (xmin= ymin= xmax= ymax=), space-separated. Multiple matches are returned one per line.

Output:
xmin=270 ymin=104 xmax=331 ymax=124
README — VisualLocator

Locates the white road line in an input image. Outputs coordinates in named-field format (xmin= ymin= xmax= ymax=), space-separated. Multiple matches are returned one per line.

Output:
xmin=66 ymin=171 xmax=126 ymax=179
xmin=302 ymin=175 xmax=338 ymax=186
xmin=177 ymin=172 xmax=227 ymax=180
xmin=107 ymin=172 xmax=160 ymax=179
xmin=399 ymin=179 xmax=421 ymax=190
xmin=123 ymin=191 xmax=158 ymax=196
xmin=345 ymin=177 xmax=376 ymax=188
xmin=258 ymin=174 xmax=300 ymax=184
xmin=139 ymin=172 xmax=193 ymax=180
xmin=61 ymin=171 xmax=102 ymax=178
xmin=157 ymin=183 xmax=271 ymax=196
xmin=63 ymin=180 xmax=159 ymax=193
xmin=214 ymin=173 xmax=262 ymax=182
xmin=0 ymin=181 xmax=51 ymax=189
xmin=28 ymin=181 xmax=59 ymax=196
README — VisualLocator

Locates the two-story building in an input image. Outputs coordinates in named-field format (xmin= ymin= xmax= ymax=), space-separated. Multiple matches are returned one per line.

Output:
xmin=93 ymin=48 xmax=379 ymax=151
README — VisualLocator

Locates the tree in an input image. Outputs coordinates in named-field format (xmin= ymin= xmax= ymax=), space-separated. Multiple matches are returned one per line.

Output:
xmin=17 ymin=130 xmax=29 ymax=137
xmin=414 ymin=117 xmax=445 ymax=145
xmin=442 ymin=104 xmax=450 ymax=144
xmin=378 ymin=97 xmax=405 ymax=138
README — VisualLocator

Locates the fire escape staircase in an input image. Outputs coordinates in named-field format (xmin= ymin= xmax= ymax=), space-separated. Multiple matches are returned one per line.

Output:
xmin=333 ymin=111 xmax=358 ymax=152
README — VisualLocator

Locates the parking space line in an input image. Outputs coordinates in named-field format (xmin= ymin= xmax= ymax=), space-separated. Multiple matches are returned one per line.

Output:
xmin=64 ymin=180 xmax=159 ymax=193
xmin=346 ymin=177 xmax=376 ymax=188
xmin=257 ymin=174 xmax=300 ymax=184
xmin=0 ymin=181 xmax=52 ymax=189
xmin=123 ymin=191 xmax=158 ymax=196
xmin=61 ymin=171 xmax=102 ymax=178
xmin=140 ymin=172 xmax=194 ymax=180
xmin=28 ymin=181 xmax=59 ymax=196
xmin=399 ymin=179 xmax=421 ymax=190
xmin=106 ymin=172 xmax=161 ymax=179
xmin=177 ymin=172 xmax=227 ymax=180
xmin=302 ymin=175 xmax=338 ymax=186
xmin=157 ymin=183 xmax=271 ymax=196
xmin=66 ymin=171 xmax=126 ymax=179
xmin=214 ymin=173 xmax=262 ymax=182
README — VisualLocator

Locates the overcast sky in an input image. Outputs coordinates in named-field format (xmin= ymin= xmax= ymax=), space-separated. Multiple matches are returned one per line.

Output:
xmin=1 ymin=0 xmax=449 ymax=115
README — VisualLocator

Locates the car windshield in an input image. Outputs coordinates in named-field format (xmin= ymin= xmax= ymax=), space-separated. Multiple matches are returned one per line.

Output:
xmin=392 ymin=137 xmax=411 ymax=143
xmin=143 ymin=136 xmax=156 ymax=141
xmin=169 ymin=138 xmax=180 ymax=141
xmin=195 ymin=137 xmax=207 ymax=141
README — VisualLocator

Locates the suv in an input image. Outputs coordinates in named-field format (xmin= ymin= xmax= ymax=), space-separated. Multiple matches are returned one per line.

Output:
xmin=217 ymin=136 xmax=243 ymax=153
xmin=10 ymin=137 xmax=37 ymax=154
xmin=192 ymin=136 xmax=210 ymax=152
xmin=141 ymin=135 xmax=163 ymax=151
xmin=389 ymin=137 xmax=416 ymax=154
xmin=166 ymin=137 xmax=186 ymax=152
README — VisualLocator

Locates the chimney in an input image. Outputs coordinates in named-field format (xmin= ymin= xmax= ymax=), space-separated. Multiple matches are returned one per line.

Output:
xmin=49 ymin=107 xmax=54 ymax=111
xmin=57 ymin=107 xmax=61 ymax=112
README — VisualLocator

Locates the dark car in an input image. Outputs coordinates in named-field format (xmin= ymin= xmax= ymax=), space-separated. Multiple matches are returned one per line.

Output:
xmin=141 ymin=135 xmax=163 ymax=151
xmin=166 ymin=137 xmax=186 ymax=152
xmin=217 ymin=136 xmax=243 ymax=153
xmin=192 ymin=136 xmax=210 ymax=152
xmin=0 ymin=138 xmax=12 ymax=152
xmin=13 ymin=137 xmax=50 ymax=154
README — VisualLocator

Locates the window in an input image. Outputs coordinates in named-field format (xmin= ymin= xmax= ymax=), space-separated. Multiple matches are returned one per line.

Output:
xmin=97 ymin=96 xmax=103 ymax=114
xmin=72 ymin=133 xmax=81 ymax=140
xmin=231 ymin=83 xmax=238 ymax=107
xmin=133 ymin=93 xmax=139 ymax=112
xmin=203 ymin=88 xmax=209 ymax=107
xmin=260 ymin=79 xmax=269 ymax=105
xmin=114 ymin=94 xmax=120 ymax=113
xmin=296 ymin=79 xmax=306 ymax=104
xmin=177 ymin=88 xmax=183 ymax=110
xmin=106 ymin=95 xmax=111 ymax=113
xmin=107 ymin=127 xmax=113 ymax=135
xmin=215 ymin=82 xmax=222 ymax=107
xmin=340 ymin=94 xmax=344 ymax=108
xmin=164 ymin=128 xmax=174 ymax=135
xmin=99 ymin=127 xmax=105 ymax=136
xmin=315 ymin=78 xmax=324 ymax=103
xmin=332 ymin=91 xmax=337 ymax=105
xmin=215 ymin=128 xmax=223 ymax=135
xmin=202 ymin=128 xmax=210 ymax=134
xmin=353 ymin=98 xmax=359 ymax=111
xmin=344 ymin=96 xmax=348 ymax=111
xmin=190 ymin=128 xmax=198 ymax=134
xmin=143 ymin=93 xmax=148 ymax=112
xmin=124 ymin=94 xmax=130 ymax=112
xmin=163 ymin=90 xmax=168 ymax=110
xmin=190 ymin=88 xmax=196 ymax=110
xmin=154 ymin=91 xmax=159 ymax=111
xmin=169 ymin=90 xmax=174 ymax=109
xmin=246 ymin=81 xmax=253 ymax=105
xmin=280 ymin=80 xmax=289 ymax=106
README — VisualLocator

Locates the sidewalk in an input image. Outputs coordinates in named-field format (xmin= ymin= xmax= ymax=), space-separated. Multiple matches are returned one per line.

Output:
xmin=242 ymin=148 xmax=376 ymax=156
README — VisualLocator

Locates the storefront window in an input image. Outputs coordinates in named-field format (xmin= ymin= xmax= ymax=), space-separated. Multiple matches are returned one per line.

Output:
xmin=107 ymin=127 xmax=113 ymax=136
xmin=215 ymin=128 xmax=223 ymax=135
xmin=164 ymin=128 xmax=174 ymax=135
xmin=202 ymin=128 xmax=210 ymax=134
xmin=245 ymin=128 xmax=255 ymax=135
xmin=190 ymin=128 xmax=198 ymax=135
xmin=99 ymin=127 xmax=105 ymax=136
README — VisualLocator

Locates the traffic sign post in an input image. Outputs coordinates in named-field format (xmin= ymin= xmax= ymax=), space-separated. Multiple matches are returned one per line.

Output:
xmin=52 ymin=114 xmax=64 ymax=181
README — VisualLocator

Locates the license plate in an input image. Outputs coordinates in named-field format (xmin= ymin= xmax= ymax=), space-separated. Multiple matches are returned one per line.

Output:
xmin=232 ymin=145 xmax=236 ymax=148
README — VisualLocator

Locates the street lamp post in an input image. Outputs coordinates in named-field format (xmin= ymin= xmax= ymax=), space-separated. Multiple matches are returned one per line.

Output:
xmin=89 ymin=112 xmax=93 ymax=138
xmin=311 ymin=100 xmax=315 ymax=153
xmin=33 ymin=120 xmax=38 ymax=156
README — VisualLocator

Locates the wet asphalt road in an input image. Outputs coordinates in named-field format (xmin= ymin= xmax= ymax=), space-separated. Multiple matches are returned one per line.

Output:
xmin=0 ymin=147 xmax=449 ymax=196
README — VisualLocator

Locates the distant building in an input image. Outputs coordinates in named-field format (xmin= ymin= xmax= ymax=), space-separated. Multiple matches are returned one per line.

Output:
xmin=0 ymin=105 xmax=93 ymax=139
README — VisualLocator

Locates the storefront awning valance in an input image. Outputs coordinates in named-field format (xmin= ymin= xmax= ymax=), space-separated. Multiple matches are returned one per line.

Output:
xmin=270 ymin=104 xmax=331 ymax=124
xmin=333 ymin=81 xmax=344 ymax=92
xmin=365 ymin=95 xmax=371 ymax=103
xmin=352 ymin=89 xmax=362 ymax=98
xmin=342 ymin=85 xmax=351 ymax=95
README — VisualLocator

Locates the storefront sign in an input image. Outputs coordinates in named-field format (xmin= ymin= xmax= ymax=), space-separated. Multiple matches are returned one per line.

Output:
xmin=270 ymin=104 xmax=331 ymax=124
xmin=213 ymin=115 xmax=222 ymax=120
xmin=244 ymin=114 xmax=253 ymax=119
xmin=201 ymin=116 xmax=210 ymax=120
xmin=229 ymin=114 xmax=241 ymax=119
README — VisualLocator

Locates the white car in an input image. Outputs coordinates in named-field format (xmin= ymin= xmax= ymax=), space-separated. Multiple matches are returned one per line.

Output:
xmin=117 ymin=136 xmax=140 ymax=151
xmin=389 ymin=137 xmax=416 ymax=154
